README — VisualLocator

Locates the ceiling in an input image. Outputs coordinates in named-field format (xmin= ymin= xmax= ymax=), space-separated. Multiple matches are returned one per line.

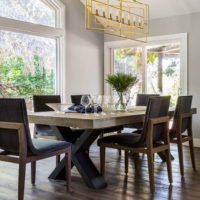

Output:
xmin=80 ymin=0 xmax=200 ymax=20
xmin=140 ymin=0 xmax=200 ymax=19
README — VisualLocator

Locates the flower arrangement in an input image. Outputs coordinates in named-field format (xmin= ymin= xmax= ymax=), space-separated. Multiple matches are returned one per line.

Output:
xmin=106 ymin=73 xmax=137 ymax=111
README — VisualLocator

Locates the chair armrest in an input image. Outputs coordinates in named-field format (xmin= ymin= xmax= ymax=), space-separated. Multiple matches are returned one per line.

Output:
xmin=149 ymin=116 xmax=170 ymax=125
xmin=179 ymin=112 xmax=193 ymax=120
xmin=0 ymin=122 xmax=24 ymax=130
xmin=146 ymin=117 xmax=170 ymax=148
xmin=0 ymin=122 xmax=27 ymax=157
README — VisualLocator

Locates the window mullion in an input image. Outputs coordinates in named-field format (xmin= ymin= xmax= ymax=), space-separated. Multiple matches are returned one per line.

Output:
xmin=0 ymin=16 xmax=64 ymax=39
xmin=142 ymin=46 xmax=147 ymax=93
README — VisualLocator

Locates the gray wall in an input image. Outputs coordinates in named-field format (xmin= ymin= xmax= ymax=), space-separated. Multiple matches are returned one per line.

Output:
xmin=62 ymin=0 xmax=104 ymax=101
xmin=149 ymin=13 xmax=200 ymax=139
xmin=104 ymin=12 xmax=200 ymax=139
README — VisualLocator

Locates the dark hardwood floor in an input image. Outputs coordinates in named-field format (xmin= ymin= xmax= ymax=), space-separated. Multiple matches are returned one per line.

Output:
xmin=0 ymin=143 xmax=200 ymax=200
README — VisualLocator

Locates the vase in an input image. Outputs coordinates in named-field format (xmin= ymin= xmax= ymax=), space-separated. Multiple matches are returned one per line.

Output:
xmin=115 ymin=91 xmax=130 ymax=111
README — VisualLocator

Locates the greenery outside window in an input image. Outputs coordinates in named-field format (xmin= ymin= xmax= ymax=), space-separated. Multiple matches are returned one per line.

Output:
xmin=0 ymin=0 xmax=65 ymax=109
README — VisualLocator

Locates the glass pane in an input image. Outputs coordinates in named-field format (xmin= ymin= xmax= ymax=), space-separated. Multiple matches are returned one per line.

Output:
xmin=0 ymin=0 xmax=55 ymax=27
xmin=146 ymin=43 xmax=181 ymax=106
xmin=0 ymin=30 xmax=56 ymax=109
xmin=113 ymin=47 xmax=143 ymax=105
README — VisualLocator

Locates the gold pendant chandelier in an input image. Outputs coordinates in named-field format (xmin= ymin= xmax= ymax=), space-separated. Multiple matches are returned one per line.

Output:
xmin=84 ymin=0 xmax=149 ymax=42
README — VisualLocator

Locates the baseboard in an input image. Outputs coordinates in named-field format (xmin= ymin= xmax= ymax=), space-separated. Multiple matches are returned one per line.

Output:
xmin=183 ymin=138 xmax=200 ymax=148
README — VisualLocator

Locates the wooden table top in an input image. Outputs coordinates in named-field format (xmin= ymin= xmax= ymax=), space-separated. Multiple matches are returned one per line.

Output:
xmin=28 ymin=108 xmax=197 ymax=130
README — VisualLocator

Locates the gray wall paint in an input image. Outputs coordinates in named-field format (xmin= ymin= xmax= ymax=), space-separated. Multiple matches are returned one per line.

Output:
xmin=62 ymin=0 xmax=104 ymax=101
xmin=104 ymin=12 xmax=200 ymax=139
xmin=150 ymin=13 xmax=200 ymax=139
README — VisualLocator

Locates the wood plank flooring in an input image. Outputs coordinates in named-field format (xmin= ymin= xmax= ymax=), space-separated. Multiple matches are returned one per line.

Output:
xmin=0 ymin=143 xmax=199 ymax=200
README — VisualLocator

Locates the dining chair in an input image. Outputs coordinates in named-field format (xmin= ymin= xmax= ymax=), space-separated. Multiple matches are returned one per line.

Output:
xmin=98 ymin=96 xmax=172 ymax=193
xmin=0 ymin=98 xmax=71 ymax=200
xmin=71 ymin=94 xmax=90 ymax=105
xmin=33 ymin=95 xmax=86 ymax=164
xmin=136 ymin=94 xmax=160 ymax=106
xmin=124 ymin=94 xmax=160 ymax=132
xmin=33 ymin=95 xmax=63 ymax=165
xmin=33 ymin=95 xmax=61 ymax=140
xmin=170 ymin=96 xmax=196 ymax=176
xmin=118 ymin=94 xmax=160 ymax=155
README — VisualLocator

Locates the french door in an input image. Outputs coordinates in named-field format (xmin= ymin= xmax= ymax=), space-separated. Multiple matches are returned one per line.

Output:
xmin=105 ymin=34 xmax=188 ymax=106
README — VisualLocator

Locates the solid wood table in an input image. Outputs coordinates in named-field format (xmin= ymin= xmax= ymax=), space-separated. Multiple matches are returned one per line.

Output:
xmin=28 ymin=108 xmax=196 ymax=189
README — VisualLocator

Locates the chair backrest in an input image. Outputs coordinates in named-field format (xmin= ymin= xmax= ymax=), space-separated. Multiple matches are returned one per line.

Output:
xmin=33 ymin=95 xmax=61 ymax=112
xmin=136 ymin=94 xmax=160 ymax=106
xmin=171 ymin=96 xmax=192 ymax=137
xmin=138 ymin=96 xmax=170 ymax=145
xmin=0 ymin=99 xmax=35 ymax=154
xmin=71 ymin=94 xmax=90 ymax=105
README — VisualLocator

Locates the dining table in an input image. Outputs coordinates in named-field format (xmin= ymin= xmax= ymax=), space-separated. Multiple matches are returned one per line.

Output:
xmin=28 ymin=107 xmax=197 ymax=189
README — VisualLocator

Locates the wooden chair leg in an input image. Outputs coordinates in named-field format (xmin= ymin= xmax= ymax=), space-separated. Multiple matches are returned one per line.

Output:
xmin=65 ymin=148 xmax=71 ymax=192
xmin=31 ymin=161 xmax=36 ymax=185
xmin=189 ymin=139 xmax=196 ymax=171
xmin=125 ymin=151 xmax=129 ymax=174
xmin=100 ymin=145 xmax=106 ymax=177
xmin=165 ymin=149 xmax=173 ymax=184
xmin=117 ymin=131 xmax=122 ymax=156
xmin=18 ymin=160 xmax=26 ymax=200
xmin=177 ymin=141 xmax=184 ymax=176
xmin=147 ymin=152 xmax=154 ymax=193
xmin=56 ymin=155 xmax=61 ymax=167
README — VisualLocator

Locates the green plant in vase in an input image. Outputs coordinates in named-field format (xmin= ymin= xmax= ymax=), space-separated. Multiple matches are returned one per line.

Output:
xmin=106 ymin=73 xmax=137 ymax=111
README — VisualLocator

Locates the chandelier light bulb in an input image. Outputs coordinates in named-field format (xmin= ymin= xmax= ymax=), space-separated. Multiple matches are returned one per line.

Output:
xmin=122 ymin=14 xmax=125 ymax=24
xmin=102 ymin=7 xmax=106 ymax=17
xmin=138 ymin=17 xmax=141 ymax=26
xmin=95 ymin=5 xmax=99 ymax=16
xmin=128 ymin=15 xmax=130 ymax=25
xmin=133 ymin=16 xmax=136 ymax=26
xmin=109 ymin=10 xmax=112 ymax=19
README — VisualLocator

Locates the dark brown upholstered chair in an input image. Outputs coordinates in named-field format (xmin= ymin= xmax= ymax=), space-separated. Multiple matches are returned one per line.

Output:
xmin=33 ymin=95 xmax=62 ymax=165
xmin=136 ymin=94 xmax=160 ymax=106
xmin=33 ymin=95 xmax=61 ymax=140
xmin=124 ymin=94 xmax=160 ymax=132
xmin=170 ymin=96 xmax=196 ymax=176
xmin=118 ymin=94 xmax=160 ymax=155
xmin=0 ymin=99 xmax=71 ymax=200
xmin=98 ymin=96 xmax=172 ymax=193
xmin=71 ymin=94 xmax=90 ymax=105
xmin=33 ymin=95 xmax=85 ymax=164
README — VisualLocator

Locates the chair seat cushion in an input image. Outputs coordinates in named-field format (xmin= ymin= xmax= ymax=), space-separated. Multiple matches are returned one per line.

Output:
xmin=31 ymin=138 xmax=72 ymax=155
xmin=97 ymin=133 xmax=141 ymax=147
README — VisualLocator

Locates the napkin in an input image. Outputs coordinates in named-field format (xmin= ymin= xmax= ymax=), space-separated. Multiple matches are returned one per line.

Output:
xmin=68 ymin=105 xmax=102 ymax=113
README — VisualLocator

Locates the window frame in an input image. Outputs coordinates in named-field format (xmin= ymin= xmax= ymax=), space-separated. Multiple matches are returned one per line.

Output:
xmin=104 ymin=33 xmax=188 ymax=96
xmin=0 ymin=0 xmax=65 ymax=97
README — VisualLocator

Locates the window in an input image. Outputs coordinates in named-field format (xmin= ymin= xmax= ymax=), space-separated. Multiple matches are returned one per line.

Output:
xmin=105 ymin=34 xmax=187 ymax=106
xmin=0 ymin=0 xmax=55 ymax=27
xmin=113 ymin=47 xmax=143 ymax=103
xmin=0 ymin=0 xmax=64 ymax=107
xmin=146 ymin=43 xmax=181 ymax=105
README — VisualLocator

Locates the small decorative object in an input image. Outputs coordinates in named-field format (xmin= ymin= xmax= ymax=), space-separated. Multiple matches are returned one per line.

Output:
xmin=106 ymin=73 xmax=137 ymax=111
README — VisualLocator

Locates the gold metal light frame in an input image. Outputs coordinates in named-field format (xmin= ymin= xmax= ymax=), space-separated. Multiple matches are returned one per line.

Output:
xmin=85 ymin=0 xmax=149 ymax=42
